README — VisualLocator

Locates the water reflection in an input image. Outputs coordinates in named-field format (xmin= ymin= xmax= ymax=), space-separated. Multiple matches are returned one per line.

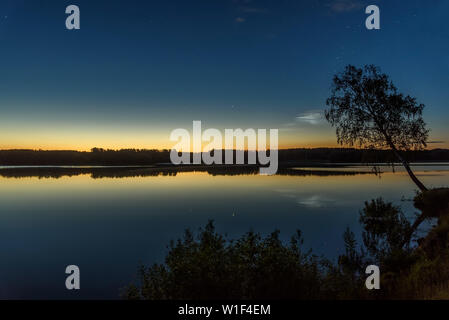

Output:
xmin=0 ymin=165 xmax=447 ymax=299
xmin=0 ymin=165 xmax=374 ymax=179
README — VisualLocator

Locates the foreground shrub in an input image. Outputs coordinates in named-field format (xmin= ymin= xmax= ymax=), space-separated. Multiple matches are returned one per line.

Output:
xmin=124 ymin=196 xmax=449 ymax=300
xmin=124 ymin=221 xmax=328 ymax=299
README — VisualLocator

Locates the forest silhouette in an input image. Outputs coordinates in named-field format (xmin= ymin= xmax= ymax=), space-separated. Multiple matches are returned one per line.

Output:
xmin=0 ymin=147 xmax=448 ymax=166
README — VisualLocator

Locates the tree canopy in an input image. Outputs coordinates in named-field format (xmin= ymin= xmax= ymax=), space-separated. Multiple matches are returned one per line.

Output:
xmin=325 ymin=65 xmax=429 ymax=191
xmin=325 ymin=65 xmax=428 ymax=151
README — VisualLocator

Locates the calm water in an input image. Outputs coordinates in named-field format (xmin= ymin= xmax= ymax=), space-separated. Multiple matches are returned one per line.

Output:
xmin=0 ymin=164 xmax=448 ymax=299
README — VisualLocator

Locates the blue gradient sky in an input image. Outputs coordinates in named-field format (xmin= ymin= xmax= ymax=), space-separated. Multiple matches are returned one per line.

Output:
xmin=0 ymin=0 xmax=448 ymax=150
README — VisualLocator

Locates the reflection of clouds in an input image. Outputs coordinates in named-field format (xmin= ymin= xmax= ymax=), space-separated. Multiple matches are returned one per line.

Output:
xmin=274 ymin=189 xmax=336 ymax=208
xmin=296 ymin=195 xmax=336 ymax=208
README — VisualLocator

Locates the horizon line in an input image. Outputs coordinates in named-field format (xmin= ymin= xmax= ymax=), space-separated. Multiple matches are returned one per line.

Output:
xmin=1 ymin=147 xmax=448 ymax=152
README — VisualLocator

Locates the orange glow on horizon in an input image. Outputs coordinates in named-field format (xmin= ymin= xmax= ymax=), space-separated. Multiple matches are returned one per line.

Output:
xmin=0 ymin=131 xmax=447 ymax=151
xmin=1 ymin=142 xmax=447 ymax=151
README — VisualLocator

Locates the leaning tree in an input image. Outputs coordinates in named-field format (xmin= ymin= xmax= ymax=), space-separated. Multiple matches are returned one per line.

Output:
xmin=325 ymin=65 xmax=429 ymax=192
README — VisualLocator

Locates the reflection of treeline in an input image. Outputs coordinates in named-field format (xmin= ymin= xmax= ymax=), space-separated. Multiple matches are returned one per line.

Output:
xmin=0 ymin=147 xmax=448 ymax=165
xmin=0 ymin=166 xmax=371 ymax=179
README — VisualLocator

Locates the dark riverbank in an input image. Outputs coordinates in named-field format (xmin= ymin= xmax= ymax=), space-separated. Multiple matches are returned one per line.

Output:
xmin=1 ymin=148 xmax=448 ymax=166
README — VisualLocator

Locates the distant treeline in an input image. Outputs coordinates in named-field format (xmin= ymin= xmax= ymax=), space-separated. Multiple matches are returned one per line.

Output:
xmin=0 ymin=147 xmax=448 ymax=166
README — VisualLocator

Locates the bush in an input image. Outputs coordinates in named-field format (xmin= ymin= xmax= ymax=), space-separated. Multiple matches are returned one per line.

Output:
xmin=123 ymin=221 xmax=327 ymax=300
xmin=123 ymin=196 xmax=449 ymax=300
xmin=414 ymin=188 xmax=449 ymax=219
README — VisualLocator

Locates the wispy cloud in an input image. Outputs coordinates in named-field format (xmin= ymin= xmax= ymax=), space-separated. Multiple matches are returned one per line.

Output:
xmin=296 ymin=111 xmax=324 ymax=125
xmin=280 ymin=110 xmax=325 ymax=132
xmin=235 ymin=17 xmax=246 ymax=23
xmin=328 ymin=0 xmax=365 ymax=13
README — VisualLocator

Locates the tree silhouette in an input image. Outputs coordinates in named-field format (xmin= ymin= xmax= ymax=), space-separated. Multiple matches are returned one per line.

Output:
xmin=325 ymin=65 xmax=429 ymax=191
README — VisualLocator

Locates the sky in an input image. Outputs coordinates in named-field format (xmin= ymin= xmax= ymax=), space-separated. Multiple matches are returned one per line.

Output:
xmin=0 ymin=0 xmax=448 ymax=150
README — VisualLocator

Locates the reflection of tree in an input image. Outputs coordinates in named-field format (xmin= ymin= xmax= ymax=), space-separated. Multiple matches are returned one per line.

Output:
xmin=0 ymin=166 xmax=374 ymax=179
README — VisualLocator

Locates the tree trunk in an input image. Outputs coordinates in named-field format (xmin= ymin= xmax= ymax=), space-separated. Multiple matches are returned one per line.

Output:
xmin=387 ymin=143 xmax=429 ymax=247
xmin=388 ymin=144 xmax=428 ymax=192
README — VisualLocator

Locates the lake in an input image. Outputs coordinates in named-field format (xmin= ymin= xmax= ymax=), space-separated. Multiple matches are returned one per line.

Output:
xmin=0 ymin=164 xmax=448 ymax=299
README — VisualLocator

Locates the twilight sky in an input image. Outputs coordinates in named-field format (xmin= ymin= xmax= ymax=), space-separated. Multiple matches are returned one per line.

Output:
xmin=0 ymin=0 xmax=448 ymax=150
